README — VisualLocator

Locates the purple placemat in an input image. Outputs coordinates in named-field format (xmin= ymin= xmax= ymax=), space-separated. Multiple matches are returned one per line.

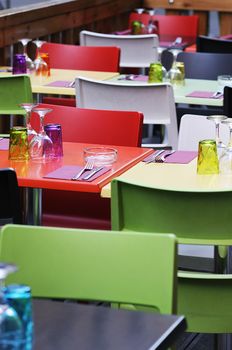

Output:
xmin=165 ymin=151 xmax=197 ymax=164
xmin=133 ymin=75 xmax=148 ymax=82
xmin=44 ymin=80 xmax=73 ymax=88
xmin=114 ymin=29 xmax=131 ymax=35
xmin=186 ymin=91 xmax=223 ymax=99
xmin=0 ymin=138 xmax=9 ymax=150
xmin=43 ymin=165 xmax=110 ymax=182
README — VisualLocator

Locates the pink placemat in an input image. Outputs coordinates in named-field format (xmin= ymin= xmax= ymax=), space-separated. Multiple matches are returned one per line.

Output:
xmin=44 ymin=81 xmax=73 ymax=88
xmin=114 ymin=29 xmax=131 ymax=35
xmin=43 ymin=165 xmax=110 ymax=182
xmin=133 ymin=75 xmax=148 ymax=82
xmin=186 ymin=91 xmax=223 ymax=99
xmin=0 ymin=138 xmax=9 ymax=150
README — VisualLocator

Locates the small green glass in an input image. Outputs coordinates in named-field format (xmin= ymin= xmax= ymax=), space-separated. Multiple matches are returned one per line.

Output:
xmin=148 ymin=62 xmax=163 ymax=83
xmin=131 ymin=20 xmax=143 ymax=35
xmin=197 ymin=139 xmax=219 ymax=175
xmin=9 ymin=126 xmax=29 ymax=161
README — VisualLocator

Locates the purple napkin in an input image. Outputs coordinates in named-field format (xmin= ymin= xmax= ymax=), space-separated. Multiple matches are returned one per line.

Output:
xmin=132 ymin=75 xmax=148 ymax=81
xmin=186 ymin=91 xmax=223 ymax=99
xmin=44 ymin=80 xmax=73 ymax=88
xmin=43 ymin=165 xmax=110 ymax=182
xmin=165 ymin=151 xmax=197 ymax=164
xmin=0 ymin=138 xmax=9 ymax=150
xmin=113 ymin=29 xmax=131 ymax=35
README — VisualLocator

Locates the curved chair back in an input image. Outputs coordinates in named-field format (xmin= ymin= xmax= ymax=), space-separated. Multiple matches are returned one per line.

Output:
xmin=177 ymin=52 xmax=232 ymax=79
xmin=40 ymin=42 xmax=120 ymax=72
xmin=79 ymin=30 xmax=159 ymax=68
xmin=0 ymin=224 xmax=177 ymax=314
xmin=129 ymin=13 xmax=199 ymax=38
xmin=0 ymin=168 xmax=22 ymax=225
xmin=178 ymin=114 xmax=229 ymax=151
xmin=31 ymin=103 xmax=143 ymax=147
xmin=75 ymin=76 xmax=178 ymax=149
xmin=197 ymin=35 xmax=232 ymax=53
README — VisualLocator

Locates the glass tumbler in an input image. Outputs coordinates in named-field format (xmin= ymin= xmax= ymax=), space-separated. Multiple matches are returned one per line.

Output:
xmin=44 ymin=123 xmax=63 ymax=158
xmin=197 ymin=139 xmax=219 ymax=175
xmin=12 ymin=54 xmax=27 ymax=75
xmin=4 ymin=284 xmax=33 ymax=350
xmin=148 ymin=62 xmax=163 ymax=83
xmin=9 ymin=126 xmax=29 ymax=161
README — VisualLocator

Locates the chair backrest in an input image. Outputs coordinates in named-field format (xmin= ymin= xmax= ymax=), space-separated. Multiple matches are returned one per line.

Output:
xmin=75 ymin=76 xmax=178 ymax=149
xmin=79 ymin=30 xmax=159 ymax=68
xmin=31 ymin=103 xmax=143 ymax=147
xmin=0 ymin=75 xmax=33 ymax=113
xmin=177 ymin=52 xmax=232 ymax=79
xmin=111 ymin=178 xmax=232 ymax=245
xmin=129 ymin=13 xmax=199 ymax=38
xmin=0 ymin=224 xmax=177 ymax=314
xmin=178 ymin=267 xmax=232 ymax=333
xmin=223 ymin=86 xmax=232 ymax=118
xmin=0 ymin=168 xmax=22 ymax=225
xmin=178 ymin=114 xmax=229 ymax=151
xmin=40 ymin=42 xmax=120 ymax=72
xmin=196 ymin=35 xmax=232 ymax=53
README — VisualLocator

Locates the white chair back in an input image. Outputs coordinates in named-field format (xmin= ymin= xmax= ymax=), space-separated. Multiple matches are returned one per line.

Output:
xmin=75 ymin=76 xmax=178 ymax=149
xmin=178 ymin=114 xmax=229 ymax=151
xmin=79 ymin=30 xmax=159 ymax=68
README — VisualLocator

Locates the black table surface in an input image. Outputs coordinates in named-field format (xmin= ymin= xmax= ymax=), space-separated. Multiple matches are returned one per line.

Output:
xmin=32 ymin=299 xmax=186 ymax=350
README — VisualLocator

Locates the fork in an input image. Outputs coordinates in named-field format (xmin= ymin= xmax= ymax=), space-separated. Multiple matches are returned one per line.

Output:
xmin=155 ymin=150 xmax=175 ymax=163
xmin=71 ymin=159 xmax=94 ymax=181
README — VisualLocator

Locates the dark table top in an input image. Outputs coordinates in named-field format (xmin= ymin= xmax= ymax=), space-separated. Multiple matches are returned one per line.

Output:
xmin=32 ymin=299 xmax=186 ymax=350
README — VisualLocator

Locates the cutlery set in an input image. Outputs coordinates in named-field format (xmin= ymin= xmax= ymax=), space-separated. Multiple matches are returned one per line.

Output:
xmin=144 ymin=150 xmax=175 ymax=164
xmin=71 ymin=159 xmax=104 ymax=181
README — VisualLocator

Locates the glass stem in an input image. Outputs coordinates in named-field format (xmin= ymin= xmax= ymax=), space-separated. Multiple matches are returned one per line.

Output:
xmin=215 ymin=123 xmax=220 ymax=145
xmin=229 ymin=126 xmax=232 ymax=148
xmin=39 ymin=115 xmax=45 ymax=135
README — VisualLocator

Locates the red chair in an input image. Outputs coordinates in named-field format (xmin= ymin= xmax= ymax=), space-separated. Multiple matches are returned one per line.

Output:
xmin=129 ymin=13 xmax=199 ymax=40
xmin=31 ymin=104 xmax=143 ymax=229
xmin=41 ymin=42 xmax=120 ymax=107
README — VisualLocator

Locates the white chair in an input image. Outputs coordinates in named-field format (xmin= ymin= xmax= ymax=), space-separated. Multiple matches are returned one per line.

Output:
xmin=79 ymin=30 xmax=159 ymax=69
xmin=178 ymin=114 xmax=229 ymax=266
xmin=75 ymin=76 xmax=178 ymax=149
xmin=178 ymin=114 xmax=229 ymax=151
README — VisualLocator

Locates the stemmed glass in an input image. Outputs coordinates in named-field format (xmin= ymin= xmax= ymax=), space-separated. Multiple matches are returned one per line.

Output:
xmin=29 ymin=107 xmax=54 ymax=161
xmin=0 ymin=263 xmax=23 ymax=347
xmin=18 ymin=38 xmax=35 ymax=73
xmin=32 ymin=40 xmax=47 ymax=76
xmin=167 ymin=49 xmax=183 ymax=85
xmin=145 ymin=9 xmax=158 ymax=34
xmin=219 ymin=118 xmax=232 ymax=174
xmin=19 ymin=103 xmax=38 ymax=142
xmin=207 ymin=115 xmax=227 ymax=157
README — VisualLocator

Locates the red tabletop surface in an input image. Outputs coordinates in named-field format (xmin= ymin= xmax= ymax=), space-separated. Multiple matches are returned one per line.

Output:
xmin=0 ymin=142 xmax=153 ymax=193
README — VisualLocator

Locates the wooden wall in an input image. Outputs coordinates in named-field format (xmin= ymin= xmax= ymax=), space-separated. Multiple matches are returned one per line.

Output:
xmin=0 ymin=0 xmax=141 ymax=65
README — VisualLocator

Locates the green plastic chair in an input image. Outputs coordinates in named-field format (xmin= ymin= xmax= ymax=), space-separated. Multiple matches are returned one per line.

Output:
xmin=0 ymin=75 xmax=33 ymax=136
xmin=0 ymin=224 xmax=177 ymax=315
xmin=111 ymin=178 xmax=232 ymax=271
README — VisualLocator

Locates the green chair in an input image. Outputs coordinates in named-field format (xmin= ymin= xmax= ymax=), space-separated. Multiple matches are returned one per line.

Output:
xmin=0 ymin=224 xmax=177 ymax=315
xmin=0 ymin=75 xmax=33 ymax=136
xmin=111 ymin=178 xmax=232 ymax=271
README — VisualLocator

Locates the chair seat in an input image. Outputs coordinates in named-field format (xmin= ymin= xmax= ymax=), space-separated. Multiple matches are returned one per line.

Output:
xmin=0 ymin=109 xmax=26 ymax=115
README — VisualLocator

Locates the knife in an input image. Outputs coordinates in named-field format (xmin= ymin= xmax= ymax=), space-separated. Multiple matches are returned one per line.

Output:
xmin=82 ymin=167 xmax=104 ymax=180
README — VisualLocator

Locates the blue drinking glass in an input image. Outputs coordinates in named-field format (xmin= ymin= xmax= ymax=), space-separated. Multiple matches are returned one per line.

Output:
xmin=4 ymin=284 xmax=33 ymax=350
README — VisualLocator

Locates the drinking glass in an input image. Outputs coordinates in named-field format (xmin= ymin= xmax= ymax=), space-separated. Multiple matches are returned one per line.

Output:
xmin=33 ymin=40 xmax=47 ymax=77
xmin=144 ymin=9 xmax=159 ymax=35
xmin=29 ymin=107 xmax=54 ymax=161
xmin=19 ymin=103 xmax=38 ymax=142
xmin=167 ymin=49 xmax=183 ymax=85
xmin=0 ymin=263 xmax=23 ymax=348
xmin=219 ymin=118 xmax=232 ymax=174
xmin=18 ymin=38 xmax=35 ymax=73
xmin=207 ymin=115 xmax=227 ymax=157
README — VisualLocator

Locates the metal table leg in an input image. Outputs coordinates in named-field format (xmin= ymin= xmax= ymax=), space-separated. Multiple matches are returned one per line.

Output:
xmin=22 ymin=188 xmax=42 ymax=225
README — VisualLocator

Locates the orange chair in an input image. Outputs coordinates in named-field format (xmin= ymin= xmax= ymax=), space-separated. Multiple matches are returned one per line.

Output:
xmin=31 ymin=104 xmax=143 ymax=229
xmin=41 ymin=42 xmax=120 ymax=107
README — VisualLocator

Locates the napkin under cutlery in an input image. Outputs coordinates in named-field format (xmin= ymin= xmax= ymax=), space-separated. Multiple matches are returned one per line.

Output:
xmin=186 ymin=91 xmax=223 ymax=99
xmin=43 ymin=165 xmax=110 ymax=182
xmin=143 ymin=150 xmax=197 ymax=164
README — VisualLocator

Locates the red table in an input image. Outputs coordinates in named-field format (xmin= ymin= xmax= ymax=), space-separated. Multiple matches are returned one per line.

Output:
xmin=0 ymin=142 xmax=152 ymax=224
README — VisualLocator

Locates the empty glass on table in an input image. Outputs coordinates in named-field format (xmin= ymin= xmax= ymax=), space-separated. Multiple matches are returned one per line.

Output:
xmin=219 ymin=118 xmax=232 ymax=174
xmin=33 ymin=40 xmax=48 ymax=77
xmin=18 ymin=38 xmax=35 ymax=73
xmin=19 ymin=103 xmax=38 ymax=142
xmin=167 ymin=49 xmax=184 ymax=86
xmin=207 ymin=115 xmax=227 ymax=157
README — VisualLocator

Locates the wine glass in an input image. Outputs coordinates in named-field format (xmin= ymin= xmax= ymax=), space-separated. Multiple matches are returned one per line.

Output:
xmin=167 ymin=49 xmax=183 ymax=86
xmin=29 ymin=107 xmax=54 ymax=162
xmin=0 ymin=263 xmax=23 ymax=347
xmin=207 ymin=115 xmax=227 ymax=157
xmin=32 ymin=40 xmax=48 ymax=77
xmin=219 ymin=118 xmax=232 ymax=173
xmin=145 ymin=9 xmax=158 ymax=34
xmin=18 ymin=38 xmax=35 ymax=73
xmin=19 ymin=103 xmax=38 ymax=142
